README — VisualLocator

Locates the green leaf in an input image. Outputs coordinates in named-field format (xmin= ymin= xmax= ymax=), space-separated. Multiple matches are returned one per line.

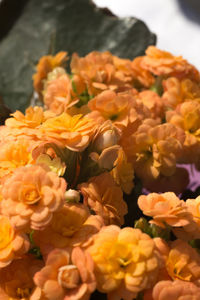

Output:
xmin=189 ymin=239 xmax=200 ymax=254
xmin=29 ymin=246 xmax=43 ymax=259
xmin=29 ymin=230 xmax=35 ymax=245
xmin=28 ymin=230 xmax=43 ymax=259
xmin=134 ymin=217 xmax=171 ymax=241
xmin=134 ymin=217 xmax=151 ymax=235
xmin=0 ymin=0 xmax=156 ymax=112
xmin=150 ymin=76 xmax=164 ymax=96
xmin=136 ymin=292 xmax=144 ymax=300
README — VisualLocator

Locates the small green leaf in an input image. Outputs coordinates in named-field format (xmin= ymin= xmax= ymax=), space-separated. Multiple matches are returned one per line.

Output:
xmin=150 ymin=223 xmax=171 ymax=241
xmin=136 ymin=292 xmax=144 ymax=300
xmin=189 ymin=239 xmax=200 ymax=254
xmin=71 ymin=79 xmax=77 ymax=93
xmin=75 ymin=91 xmax=92 ymax=108
xmin=29 ymin=230 xmax=35 ymax=245
xmin=28 ymin=230 xmax=43 ymax=259
xmin=134 ymin=218 xmax=151 ymax=235
xmin=29 ymin=246 xmax=43 ymax=259
xmin=134 ymin=217 xmax=171 ymax=241
xmin=150 ymin=76 xmax=164 ymax=96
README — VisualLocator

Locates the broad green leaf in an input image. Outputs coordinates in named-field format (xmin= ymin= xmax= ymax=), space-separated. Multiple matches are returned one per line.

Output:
xmin=0 ymin=0 xmax=156 ymax=112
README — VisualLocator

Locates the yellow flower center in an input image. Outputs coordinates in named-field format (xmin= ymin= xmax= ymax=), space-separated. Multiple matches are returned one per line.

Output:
xmin=110 ymin=114 xmax=119 ymax=121
xmin=20 ymin=185 xmax=41 ymax=205
xmin=136 ymin=148 xmax=152 ymax=162
xmin=117 ymin=257 xmax=132 ymax=268
xmin=16 ymin=287 xmax=32 ymax=299
xmin=58 ymin=265 xmax=80 ymax=289
xmin=166 ymin=252 xmax=193 ymax=282
xmin=108 ymin=243 xmax=132 ymax=270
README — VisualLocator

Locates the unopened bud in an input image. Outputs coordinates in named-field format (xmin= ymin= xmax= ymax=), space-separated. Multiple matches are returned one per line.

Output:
xmin=94 ymin=129 xmax=119 ymax=152
xmin=134 ymin=218 xmax=149 ymax=233
xmin=98 ymin=145 xmax=120 ymax=170
xmin=65 ymin=189 xmax=80 ymax=203
xmin=47 ymin=67 xmax=66 ymax=81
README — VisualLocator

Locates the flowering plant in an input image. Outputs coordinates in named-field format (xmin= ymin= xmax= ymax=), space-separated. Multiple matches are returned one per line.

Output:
xmin=1 ymin=46 xmax=200 ymax=299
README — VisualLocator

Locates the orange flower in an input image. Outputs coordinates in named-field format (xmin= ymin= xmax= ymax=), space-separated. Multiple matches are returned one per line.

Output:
xmin=1 ymin=106 xmax=49 ymax=143
xmin=119 ymin=117 xmax=156 ymax=165
xmin=141 ymin=46 xmax=200 ymax=81
xmin=175 ymin=196 xmax=200 ymax=240
xmin=1 ymin=165 xmax=67 ymax=231
xmin=44 ymin=73 xmax=78 ymax=115
xmin=153 ymin=238 xmax=170 ymax=265
xmin=40 ymin=113 xmax=96 ymax=151
xmin=172 ymin=197 xmax=200 ymax=241
xmin=88 ymin=90 xmax=131 ymax=129
xmin=34 ymin=247 xmax=96 ymax=300
xmin=125 ymin=120 xmax=185 ymax=180
xmin=67 ymin=103 xmax=91 ymax=118
xmin=166 ymin=240 xmax=200 ymax=283
xmin=71 ymin=51 xmax=134 ymax=96
xmin=186 ymin=196 xmax=200 ymax=228
xmin=0 ymin=139 xmax=34 ymax=181
xmin=0 ymin=215 xmax=30 ymax=268
xmin=33 ymin=51 xmax=68 ymax=96
xmin=6 ymin=106 xmax=44 ymax=129
xmin=162 ymin=77 xmax=200 ymax=109
xmin=143 ymin=255 xmax=171 ymax=300
xmin=88 ymin=226 xmax=160 ymax=299
xmin=112 ymin=54 xmax=136 ymax=88
xmin=131 ymin=56 xmax=155 ymax=88
xmin=0 ymin=254 xmax=44 ymax=300
xmin=79 ymin=172 xmax=127 ymax=225
xmin=138 ymin=192 xmax=190 ymax=228
xmin=166 ymin=100 xmax=200 ymax=163
xmin=88 ymin=90 xmax=150 ymax=131
xmin=137 ymin=90 xmax=164 ymax=120
xmin=33 ymin=203 xmax=104 ymax=257
xmin=110 ymin=148 xmax=134 ymax=194
xmin=141 ymin=237 xmax=171 ymax=299
xmin=0 ymin=185 xmax=2 ymax=202
xmin=152 ymin=280 xmax=200 ymax=300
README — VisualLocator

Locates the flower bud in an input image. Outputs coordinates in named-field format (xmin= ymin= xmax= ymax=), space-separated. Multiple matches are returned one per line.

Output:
xmin=65 ymin=189 xmax=80 ymax=203
xmin=94 ymin=129 xmax=119 ymax=152
xmin=90 ymin=145 xmax=120 ymax=171
xmin=47 ymin=67 xmax=66 ymax=82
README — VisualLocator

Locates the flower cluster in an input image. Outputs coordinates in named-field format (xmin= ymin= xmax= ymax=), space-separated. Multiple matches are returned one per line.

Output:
xmin=138 ymin=192 xmax=200 ymax=299
xmin=0 ymin=46 xmax=200 ymax=299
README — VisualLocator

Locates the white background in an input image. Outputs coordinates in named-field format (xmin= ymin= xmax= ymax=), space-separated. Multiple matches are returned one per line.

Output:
xmin=94 ymin=0 xmax=200 ymax=69
xmin=0 ymin=0 xmax=199 ymax=68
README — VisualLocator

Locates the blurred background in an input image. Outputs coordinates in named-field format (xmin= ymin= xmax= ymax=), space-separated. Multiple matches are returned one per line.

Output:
xmin=94 ymin=0 xmax=200 ymax=67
